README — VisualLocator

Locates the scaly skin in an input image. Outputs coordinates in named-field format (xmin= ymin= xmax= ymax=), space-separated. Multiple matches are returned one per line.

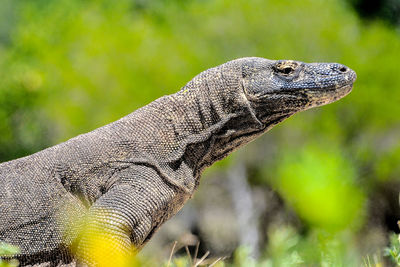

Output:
xmin=0 ymin=57 xmax=356 ymax=266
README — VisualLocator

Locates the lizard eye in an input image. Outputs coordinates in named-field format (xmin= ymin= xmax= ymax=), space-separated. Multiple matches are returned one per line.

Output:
xmin=275 ymin=61 xmax=298 ymax=76
xmin=280 ymin=67 xmax=294 ymax=75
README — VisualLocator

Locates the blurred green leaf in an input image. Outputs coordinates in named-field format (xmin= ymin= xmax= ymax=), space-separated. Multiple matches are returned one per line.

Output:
xmin=274 ymin=145 xmax=365 ymax=231
xmin=0 ymin=242 xmax=19 ymax=267
xmin=0 ymin=242 xmax=19 ymax=256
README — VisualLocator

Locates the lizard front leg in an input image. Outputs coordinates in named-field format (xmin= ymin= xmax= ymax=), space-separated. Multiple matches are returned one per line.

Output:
xmin=74 ymin=166 xmax=188 ymax=265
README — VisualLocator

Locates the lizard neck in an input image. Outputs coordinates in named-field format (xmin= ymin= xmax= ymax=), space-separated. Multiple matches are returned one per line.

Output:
xmin=156 ymin=67 xmax=286 ymax=188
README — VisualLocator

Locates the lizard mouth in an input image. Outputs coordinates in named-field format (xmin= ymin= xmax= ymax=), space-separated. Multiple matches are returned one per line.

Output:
xmin=305 ymin=82 xmax=354 ymax=94
xmin=247 ymin=82 xmax=355 ymax=115
xmin=302 ymin=83 xmax=354 ymax=108
xmin=249 ymin=82 xmax=354 ymax=101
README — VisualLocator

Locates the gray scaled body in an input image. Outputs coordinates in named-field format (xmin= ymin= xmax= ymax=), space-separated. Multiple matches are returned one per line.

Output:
xmin=0 ymin=57 xmax=356 ymax=266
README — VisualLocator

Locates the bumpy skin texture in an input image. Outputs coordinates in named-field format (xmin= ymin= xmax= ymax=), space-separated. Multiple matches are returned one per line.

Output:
xmin=0 ymin=57 xmax=356 ymax=266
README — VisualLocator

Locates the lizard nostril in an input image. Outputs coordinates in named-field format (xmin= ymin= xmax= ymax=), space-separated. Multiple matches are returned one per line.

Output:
xmin=339 ymin=66 xmax=347 ymax=73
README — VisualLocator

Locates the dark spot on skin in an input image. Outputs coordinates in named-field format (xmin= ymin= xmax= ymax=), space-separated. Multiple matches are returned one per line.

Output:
xmin=168 ymin=158 xmax=182 ymax=171
xmin=99 ymin=185 xmax=107 ymax=194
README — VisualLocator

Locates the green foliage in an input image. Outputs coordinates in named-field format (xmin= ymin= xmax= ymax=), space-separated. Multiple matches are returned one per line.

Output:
xmin=259 ymin=226 xmax=363 ymax=266
xmin=345 ymin=0 xmax=400 ymax=27
xmin=384 ymin=233 xmax=400 ymax=265
xmin=262 ymin=226 xmax=303 ymax=266
xmin=232 ymin=247 xmax=258 ymax=267
xmin=0 ymin=243 xmax=20 ymax=267
xmin=161 ymin=228 xmax=363 ymax=266
xmin=273 ymin=144 xmax=365 ymax=231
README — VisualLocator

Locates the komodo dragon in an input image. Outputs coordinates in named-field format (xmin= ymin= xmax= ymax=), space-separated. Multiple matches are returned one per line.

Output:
xmin=0 ymin=57 xmax=356 ymax=266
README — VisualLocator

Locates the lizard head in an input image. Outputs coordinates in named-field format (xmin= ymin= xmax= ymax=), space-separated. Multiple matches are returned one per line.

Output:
xmin=240 ymin=57 xmax=356 ymax=124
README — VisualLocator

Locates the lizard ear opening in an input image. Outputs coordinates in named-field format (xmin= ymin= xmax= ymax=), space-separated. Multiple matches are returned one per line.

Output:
xmin=242 ymin=73 xmax=277 ymax=100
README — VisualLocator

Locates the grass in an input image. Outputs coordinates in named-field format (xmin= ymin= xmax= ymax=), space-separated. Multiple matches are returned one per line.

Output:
xmin=164 ymin=241 xmax=225 ymax=267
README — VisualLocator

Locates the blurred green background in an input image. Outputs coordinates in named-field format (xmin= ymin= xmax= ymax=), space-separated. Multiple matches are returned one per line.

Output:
xmin=1 ymin=0 xmax=399 ymax=265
